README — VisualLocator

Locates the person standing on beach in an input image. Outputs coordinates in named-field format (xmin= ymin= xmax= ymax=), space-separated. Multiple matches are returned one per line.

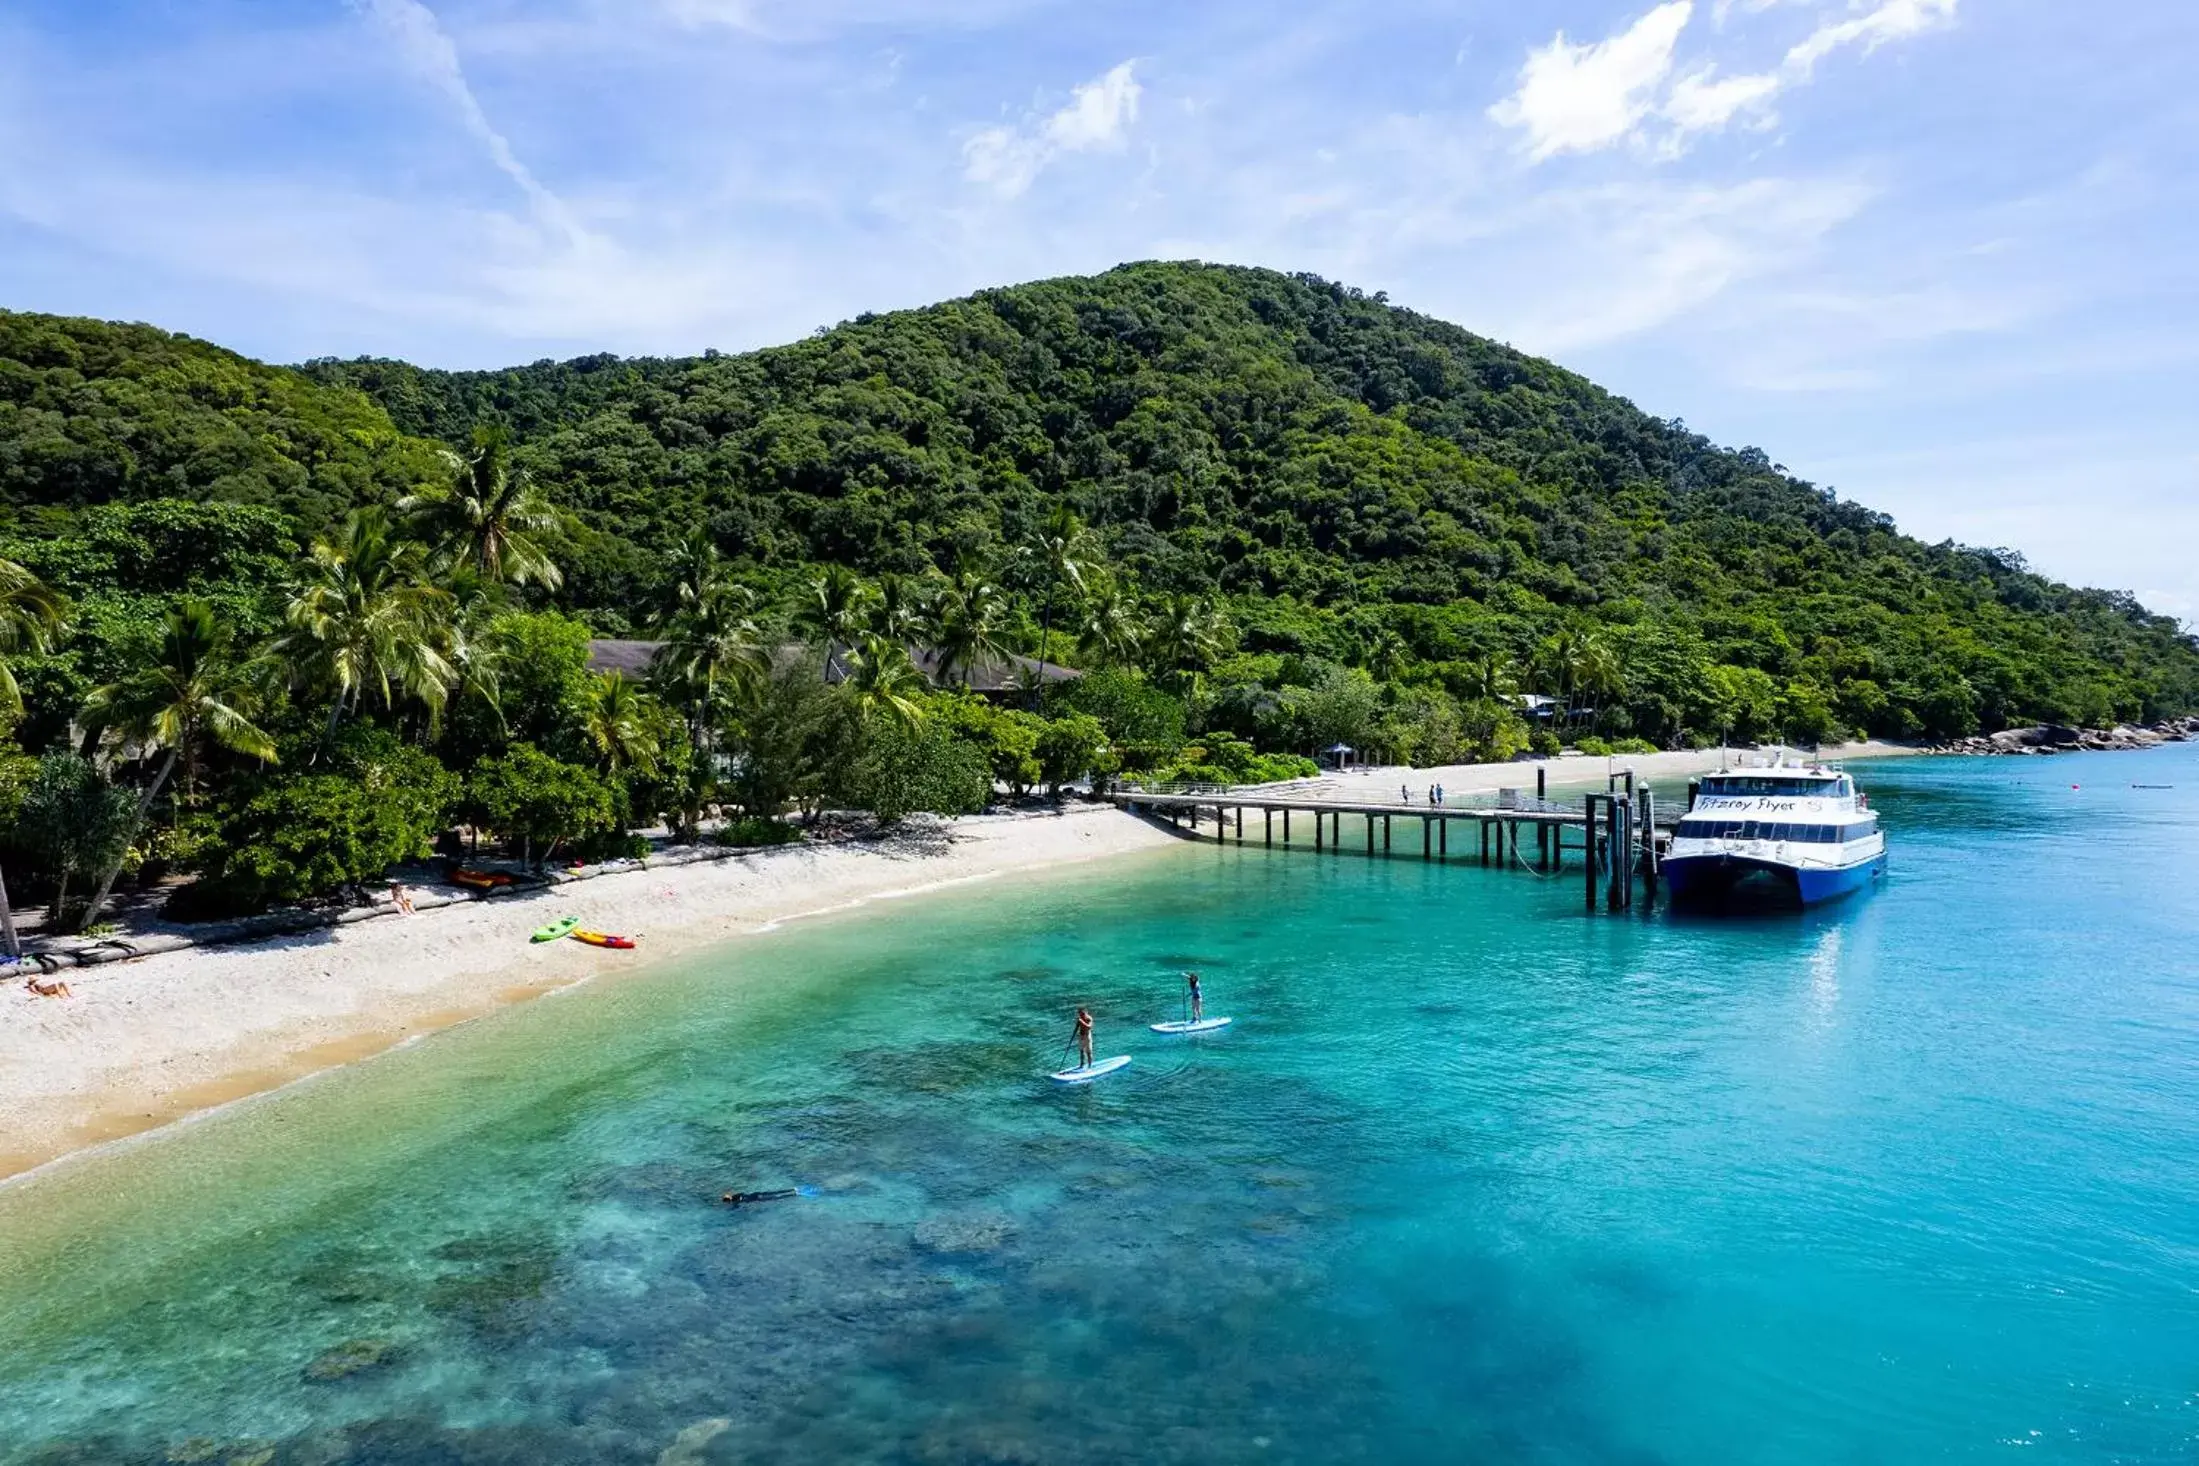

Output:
xmin=1074 ymin=1006 xmax=1094 ymax=1069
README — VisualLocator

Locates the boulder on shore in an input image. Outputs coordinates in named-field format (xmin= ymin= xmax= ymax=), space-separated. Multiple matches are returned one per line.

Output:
xmin=1936 ymin=717 xmax=2193 ymax=756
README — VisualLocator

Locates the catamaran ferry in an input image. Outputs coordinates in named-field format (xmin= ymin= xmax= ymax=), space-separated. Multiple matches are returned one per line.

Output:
xmin=1663 ymin=752 xmax=1887 ymax=906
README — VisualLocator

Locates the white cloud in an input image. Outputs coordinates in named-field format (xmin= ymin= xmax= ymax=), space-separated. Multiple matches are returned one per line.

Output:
xmin=1498 ymin=0 xmax=1960 ymax=160
xmin=1788 ymin=0 xmax=1959 ymax=76
xmin=1487 ymin=2 xmax=1693 ymax=161
xmin=351 ymin=0 xmax=582 ymax=242
xmin=964 ymin=60 xmax=1141 ymax=197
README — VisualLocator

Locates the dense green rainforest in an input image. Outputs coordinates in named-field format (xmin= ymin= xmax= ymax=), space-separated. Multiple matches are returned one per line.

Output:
xmin=0 ymin=261 xmax=2192 ymax=930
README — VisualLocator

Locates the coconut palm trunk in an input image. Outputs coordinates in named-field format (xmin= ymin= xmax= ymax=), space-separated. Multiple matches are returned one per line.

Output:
xmin=75 ymin=747 xmax=179 ymax=934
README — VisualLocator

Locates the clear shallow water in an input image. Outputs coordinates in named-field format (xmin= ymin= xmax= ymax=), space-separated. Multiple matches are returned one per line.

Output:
xmin=4 ymin=751 xmax=2199 ymax=1464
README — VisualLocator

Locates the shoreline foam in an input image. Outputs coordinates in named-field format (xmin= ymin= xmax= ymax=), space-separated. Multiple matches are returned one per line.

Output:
xmin=0 ymin=805 xmax=1180 ymax=1184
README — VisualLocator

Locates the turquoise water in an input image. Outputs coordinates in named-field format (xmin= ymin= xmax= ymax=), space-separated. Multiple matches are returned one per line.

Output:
xmin=4 ymin=750 xmax=2199 ymax=1464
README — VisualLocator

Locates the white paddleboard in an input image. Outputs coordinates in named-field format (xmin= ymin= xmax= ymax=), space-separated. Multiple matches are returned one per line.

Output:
xmin=1049 ymin=1055 xmax=1132 ymax=1084
xmin=1150 ymin=1017 xmax=1233 ymax=1035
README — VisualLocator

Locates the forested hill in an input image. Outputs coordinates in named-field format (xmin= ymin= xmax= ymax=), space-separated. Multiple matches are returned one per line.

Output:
xmin=4 ymin=260 xmax=2196 ymax=743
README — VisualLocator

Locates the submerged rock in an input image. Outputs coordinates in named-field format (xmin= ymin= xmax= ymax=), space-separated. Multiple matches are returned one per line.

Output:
xmin=301 ymin=1336 xmax=398 ymax=1382
xmin=656 ymin=1416 xmax=732 ymax=1466
xmin=912 ymin=1210 xmax=1016 ymax=1254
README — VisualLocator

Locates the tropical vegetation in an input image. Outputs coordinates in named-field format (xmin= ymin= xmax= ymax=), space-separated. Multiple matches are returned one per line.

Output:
xmin=1 ymin=261 xmax=2194 ymax=935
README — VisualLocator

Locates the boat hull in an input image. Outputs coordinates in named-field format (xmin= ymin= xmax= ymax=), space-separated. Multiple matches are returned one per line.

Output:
xmin=1663 ymin=850 xmax=1886 ymax=907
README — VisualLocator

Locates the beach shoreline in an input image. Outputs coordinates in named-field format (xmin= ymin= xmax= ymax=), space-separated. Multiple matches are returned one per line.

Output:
xmin=0 ymin=804 xmax=1181 ymax=1185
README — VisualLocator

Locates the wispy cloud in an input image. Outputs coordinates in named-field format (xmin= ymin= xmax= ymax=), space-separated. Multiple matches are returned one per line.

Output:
xmin=350 ymin=0 xmax=582 ymax=242
xmin=964 ymin=60 xmax=1142 ymax=197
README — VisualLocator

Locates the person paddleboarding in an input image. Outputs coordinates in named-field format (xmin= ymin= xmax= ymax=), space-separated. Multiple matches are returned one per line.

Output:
xmin=1073 ymin=1005 xmax=1095 ymax=1070
xmin=1185 ymin=970 xmax=1204 ymax=1023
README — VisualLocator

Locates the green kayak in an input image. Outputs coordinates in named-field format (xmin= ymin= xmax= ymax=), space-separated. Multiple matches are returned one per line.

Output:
xmin=531 ymin=915 xmax=581 ymax=943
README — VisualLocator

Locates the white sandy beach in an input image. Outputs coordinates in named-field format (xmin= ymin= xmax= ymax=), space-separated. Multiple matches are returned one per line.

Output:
xmin=0 ymin=804 xmax=1181 ymax=1183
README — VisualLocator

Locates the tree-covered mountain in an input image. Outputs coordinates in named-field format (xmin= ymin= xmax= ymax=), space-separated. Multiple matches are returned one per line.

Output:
xmin=5 ymin=261 xmax=2196 ymax=749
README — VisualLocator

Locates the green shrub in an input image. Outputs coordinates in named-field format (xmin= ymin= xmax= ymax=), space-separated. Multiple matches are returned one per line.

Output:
xmin=467 ymin=744 xmax=616 ymax=867
xmin=1529 ymin=729 xmax=1562 ymax=757
xmin=219 ymin=776 xmax=434 ymax=907
xmin=1035 ymin=712 xmax=1110 ymax=794
xmin=577 ymin=830 xmax=653 ymax=862
xmin=841 ymin=720 xmax=993 ymax=824
xmin=1575 ymin=736 xmax=1615 ymax=756
xmin=716 ymin=817 xmax=801 ymax=848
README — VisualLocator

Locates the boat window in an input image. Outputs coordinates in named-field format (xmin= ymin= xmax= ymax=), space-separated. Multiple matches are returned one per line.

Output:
xmin=1700 ymin=776 xmax=1835 ymax=798
xmin=1677 ymin=818 xmax=1873 ymax=844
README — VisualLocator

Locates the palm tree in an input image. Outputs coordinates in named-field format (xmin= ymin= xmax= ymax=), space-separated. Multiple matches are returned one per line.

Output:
xmin=1145 ymin=593 xmax=1223 ymax=693
xmin=583 ymin=671 xmax=660 ymax=775
xmin=75 ymin=600 xmax=278 ymax=932
xmin=278 ymin=510 xmax=459 ymax=749
xmin=1460 ymin=650 xmax=1517 ymax=705
xmin=658 ymin=578 xmax=767 ymax=756
xmin=841 ymin=635 xmax=928 ymax=729
xmin=400 ymin=425 xmax=566 ymax=590
xmin=797 ymin=564 xmax=872 ymax=670
xmin=0 ymin=557 xmax=65 ymax=959
xmin=0 ymin=556 xmax=67 ymax=716
xmin=1021 ymin=503 xmax=1095 ymax=706
xmin=1365 ymin=630 xmax=1409 ymax=683
xmin=868 ymin=572 xmax=932 ymax=646
xmin=932 ymin=569 xmax=1008 ymax=689
xmin=1076 ymin=577 xmax=1142 ymax=667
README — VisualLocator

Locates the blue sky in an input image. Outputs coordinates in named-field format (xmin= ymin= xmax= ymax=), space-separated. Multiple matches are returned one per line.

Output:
xmin=3 ymin=1 xmax=2194 ymax=619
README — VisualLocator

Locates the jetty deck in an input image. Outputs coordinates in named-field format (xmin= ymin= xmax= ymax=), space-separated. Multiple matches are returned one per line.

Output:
xmin=1111 ymin=774 xmax=1677 ymax=912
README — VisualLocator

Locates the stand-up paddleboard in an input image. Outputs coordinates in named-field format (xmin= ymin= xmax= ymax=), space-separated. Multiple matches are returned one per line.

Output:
xmin=1150 ymin=1017 xmax=1233 ymax=1035
xmin=1050 ymin=1055 xmax=1132 ymax=1084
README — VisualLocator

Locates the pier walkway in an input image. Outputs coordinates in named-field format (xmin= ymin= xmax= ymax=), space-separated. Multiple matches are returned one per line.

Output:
xmin=1111 ymin=773 xmax=1674 ymax=911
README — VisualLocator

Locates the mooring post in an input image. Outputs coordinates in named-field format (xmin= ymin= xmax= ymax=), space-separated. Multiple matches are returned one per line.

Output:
xmin=1606 ymin=798 xmax=1626 ymax=910
xmin=1283 ymin=809 xmax=1291 ymax=844
xmin=1384 ymin=814 xmax=1392 ymax=853
xmin=1314 ymin=809 xmax=1322 ymax=851
xmin=1265 ymin=807 xmax=1273 ymax=846
xmin=1439 ymin=816 xmax=1449 ymax=860
xmin=1480 ymin=821 xmax=1490 ymax=865
xmin=1422 ymin=816 xmax=1432 ymax=859
xmin=1236 ymin=806 xmax=1244 ymax=843
xmin=1365 ymin=814 xmax=1375 ymax=856
xmin=1640 ymin=788 xmax=1658 ymax=899
xmin=1537 ymin=771 xmax=1550 ymax=866
xmin=1584 ymin=795 xmax=1600 ymax=910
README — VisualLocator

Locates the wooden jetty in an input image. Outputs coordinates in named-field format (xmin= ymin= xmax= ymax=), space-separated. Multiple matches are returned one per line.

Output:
xmin=1111 ymin=768 xmax=1673 ymax=912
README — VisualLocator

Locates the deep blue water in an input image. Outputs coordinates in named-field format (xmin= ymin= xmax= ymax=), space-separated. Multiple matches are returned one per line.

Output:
xmin=2 ymin=749 xmax=2197 ymax=1464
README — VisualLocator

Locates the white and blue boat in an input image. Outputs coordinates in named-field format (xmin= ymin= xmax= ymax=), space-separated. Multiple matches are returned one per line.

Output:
xmin=1663 ymin=752 xmax=1887 ymax=907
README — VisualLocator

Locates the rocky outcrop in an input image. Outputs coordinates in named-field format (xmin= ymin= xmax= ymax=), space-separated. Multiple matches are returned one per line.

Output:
xmin=1934 ymin=716 xmax=2199 ymax=756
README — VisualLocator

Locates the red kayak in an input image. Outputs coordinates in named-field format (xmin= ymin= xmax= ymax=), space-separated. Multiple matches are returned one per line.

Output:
xmin=570 ymin=929 xmax=636 ymax=949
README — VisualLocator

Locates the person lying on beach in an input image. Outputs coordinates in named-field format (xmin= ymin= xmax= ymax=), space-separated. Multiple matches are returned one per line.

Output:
xmin=26 ymin=973 xmax=71 ymax=998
